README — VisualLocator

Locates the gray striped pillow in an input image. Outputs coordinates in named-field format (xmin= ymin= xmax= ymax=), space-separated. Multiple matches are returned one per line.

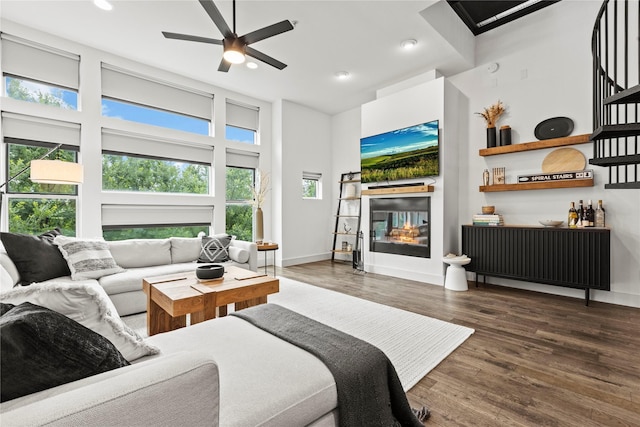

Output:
xmin=53 ymin=236 xmax=125 ymax=280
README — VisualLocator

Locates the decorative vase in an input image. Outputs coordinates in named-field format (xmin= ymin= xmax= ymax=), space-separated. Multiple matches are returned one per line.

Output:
xmin=500 ymin=125 xmax=512 ymax=146
xmin=486 ymin=126 xmax=497 ymax=148
xmin=255 ymin=207 xmax=264 ymax=242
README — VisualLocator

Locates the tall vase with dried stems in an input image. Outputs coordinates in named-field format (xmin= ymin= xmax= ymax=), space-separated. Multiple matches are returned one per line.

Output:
xmin=251 ymin=170 xmax=270 ymax=243
xmin=255 ymin=207 xmax=264 ymax=242
xmin=476 ymin=100 xmax=506 ymax=149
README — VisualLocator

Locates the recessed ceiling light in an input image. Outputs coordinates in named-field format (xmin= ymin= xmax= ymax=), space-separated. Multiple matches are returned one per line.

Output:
xmin=401 ymin=39 xmax=418 ymax=50
xmin=94 ymin=0 xmax=113 ymax=11
xmin=335 ymin=71 xmax=350 ymax=80
xmin=246 ymin=62 xmax=258 ymax=69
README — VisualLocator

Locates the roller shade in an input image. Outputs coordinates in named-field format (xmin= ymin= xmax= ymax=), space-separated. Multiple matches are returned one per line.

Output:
xmin=2 ymin=112 xmax=80 ymax=146
xmin=226 ymin=100 xmax=259 ymax=130
xmin=102 ymin=129 xmax=213 ymax=165
xmin=1 ymin=34 xmax=79 ymax=89
xmin=102 ymin=204 xmax=214 ymax=227
xmin=226 ymin=148 xmax=259 ymax=169
xmin=303 ymin=171 xmax=322 ymax=181
xmin=102 ymin=64 xmax=213 ymax=120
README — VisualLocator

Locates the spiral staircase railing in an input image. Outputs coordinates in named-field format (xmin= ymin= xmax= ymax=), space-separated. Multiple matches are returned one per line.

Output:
xmin=590 ymin=0 xmax=640 ymax=189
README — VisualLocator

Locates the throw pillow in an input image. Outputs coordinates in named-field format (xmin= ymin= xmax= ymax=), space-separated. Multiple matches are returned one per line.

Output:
xmin=53 ymin=236 xmax=125 ymax=280
xmin=0 ymin=281 xmax=159 ymax=362
xmin=198 ymin=234 xmax=233 ymax=263
xmin=0 ymin=302 xmax=130 ymax=402
xmin=0 ymin=229 xmax=71 ymax=285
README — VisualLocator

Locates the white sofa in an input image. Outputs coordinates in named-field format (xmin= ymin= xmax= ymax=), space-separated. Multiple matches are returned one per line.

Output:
xmin=1 ymin=237 xmax=258 ymax=316
xmin=0 ymin=311 xmax=339 ymax=426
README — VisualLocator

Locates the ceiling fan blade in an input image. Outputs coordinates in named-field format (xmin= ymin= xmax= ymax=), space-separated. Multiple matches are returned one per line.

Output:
xmin=199 ymin=0 xmax=233 ymax=38
xmin=241 ymin=20 xmax=294 ymax=45
xmin=162 ymin=31 xmax=223 ymax=45
xmin=218 ymin=58 xmax=232 ymax=72
xmin=246 ymin=46 xmax=287 ymax=70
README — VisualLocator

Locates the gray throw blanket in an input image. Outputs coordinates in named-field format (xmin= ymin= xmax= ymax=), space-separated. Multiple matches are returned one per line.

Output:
xmin=231 ymin=304 xmax=424 ymax=427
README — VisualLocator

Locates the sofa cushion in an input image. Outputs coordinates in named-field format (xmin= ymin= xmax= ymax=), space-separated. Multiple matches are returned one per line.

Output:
xmin=0 ymin=229 xmax=71 ymax=285
xmin=169 ymin=237 xmax=200 ymax=264
xmin=229 ymin=246 xmax=250 ymax=264
xmin=0 ymin=281 xmax=159 ymax=362
xmin=0 ymin=301 xmax=130 ymax=402
xmin=148 ymin=315 xmax=338 ymax=427
xmin=53 ymin=236 xmax=124 ymax=280
xmin=108 ymin=239 xmax=172 ymax=268
xmin=198 ymin=234 xmax=233 ymax=263
xmin=98 ymin=263 xmax=199 ymax=295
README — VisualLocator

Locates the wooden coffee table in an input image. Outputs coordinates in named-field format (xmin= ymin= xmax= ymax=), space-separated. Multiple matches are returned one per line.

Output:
xmin=142 ymin=266 xmax=279 ymax=336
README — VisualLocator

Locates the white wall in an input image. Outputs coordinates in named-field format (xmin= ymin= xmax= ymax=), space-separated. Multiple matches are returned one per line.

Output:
xmin=273 ymin=100 xmax=333 ymax=267
xmin=448 ymin=0 xmax=640 ymax=307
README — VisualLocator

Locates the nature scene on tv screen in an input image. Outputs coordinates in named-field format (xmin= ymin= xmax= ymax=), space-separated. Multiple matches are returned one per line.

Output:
xmin=360 ymin=120 xmax=439 ymax=183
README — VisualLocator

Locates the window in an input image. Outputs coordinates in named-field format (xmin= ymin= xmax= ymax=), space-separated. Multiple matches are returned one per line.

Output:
xmin=4 ymin=141 xmax=78 ymax=236
xmin=101 ymin=205 xmax=213 ymax=240
xmin=5 ymin=76 xmax=78 ymax=110
xmin=101 ymin=129 xmax=212 ymax=194
xmin=1 ymin=34 xmax=79 ymax=111
xmin=226 ymin=100 xmax=258 ymax=144
xmin=101 ymin=64 xmax=213 ymax=135
xmin=226 ymin=167 xmax=254 ymax=242
xmin=102 ymin=98 xmax=208 ymax=135
xmin=303 ymin=172 xmax=322 ymax=199
xmin=102 ymin=224 xmax=209 ymax=241
xmin=102 ymin=154 xmax=209 ymax=194
xmin=225 ymin=125 xmax=256 ymax=144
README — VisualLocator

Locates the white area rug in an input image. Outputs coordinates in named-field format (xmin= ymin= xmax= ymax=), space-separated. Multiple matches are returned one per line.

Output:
xmin=123 ymin=277 xmax=474 ymax=391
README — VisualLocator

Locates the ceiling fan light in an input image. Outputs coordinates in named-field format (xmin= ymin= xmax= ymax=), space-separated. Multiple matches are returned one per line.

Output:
xmin=223 ymin=49 xmax=245 ymax=64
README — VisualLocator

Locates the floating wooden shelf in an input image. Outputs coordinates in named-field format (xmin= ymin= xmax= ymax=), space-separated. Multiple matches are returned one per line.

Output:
xmin=361 ymin=185 xmax=434 ymax=196
xmin=479 ymin=134 xmax=590 ymax=157
xmin=479 ymin=178 xmax=594 ymax=192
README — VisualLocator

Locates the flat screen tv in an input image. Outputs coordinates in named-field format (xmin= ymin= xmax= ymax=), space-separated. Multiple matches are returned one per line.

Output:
xmin=360 ymin=119 xmax=439 ymax=184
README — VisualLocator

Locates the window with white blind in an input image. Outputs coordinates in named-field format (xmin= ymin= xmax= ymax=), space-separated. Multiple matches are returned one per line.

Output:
xmin=1 ymin=34 xmax=79 ymax=109
xmin=226 ymin=100 xmax=259 ymax=144
xmin=302 ymin=171 xmax=322 ymax=199
xmin=2 ymin=113 xmax=81 ymax=235
xmin=101 ymin=205 xmax=212 ymax=241
xmin=101 ymin=129 xmax=212 ymax=194
xmin=225 ymin=148 xmax=259 ymax=241
xmin=101 ymin=64 xmax=213 ymax=135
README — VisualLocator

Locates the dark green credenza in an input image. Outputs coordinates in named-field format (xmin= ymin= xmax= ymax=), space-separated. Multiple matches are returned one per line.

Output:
xmin=461 ymin=225 xmax=610 ymax=305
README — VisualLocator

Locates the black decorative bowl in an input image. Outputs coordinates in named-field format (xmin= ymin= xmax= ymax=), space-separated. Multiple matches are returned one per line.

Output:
xmin=196 ymin=264 xmax=225 ymax=280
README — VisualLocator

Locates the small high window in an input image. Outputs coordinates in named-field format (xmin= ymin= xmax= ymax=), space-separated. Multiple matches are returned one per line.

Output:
xmin=303 ymin=172 xmax=322 ymax=199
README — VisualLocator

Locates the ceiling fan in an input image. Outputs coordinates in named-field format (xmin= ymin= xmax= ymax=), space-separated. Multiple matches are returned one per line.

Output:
xmin=162 ymin=0 xmax=294 ymax=72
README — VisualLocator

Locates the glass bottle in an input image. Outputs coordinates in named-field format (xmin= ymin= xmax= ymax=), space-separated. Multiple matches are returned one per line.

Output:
xmin=576 ymin=199 xmax=584 ymax=227
xmin=568 ymin=202 xmax=578 ymax=229
xmin=595 ymin=200 xmax=606 ymax=227
xmin=586 ymin=199 xmax=595 ymax=227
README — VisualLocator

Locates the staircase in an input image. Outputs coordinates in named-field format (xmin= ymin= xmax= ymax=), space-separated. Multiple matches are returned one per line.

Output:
xmin=590 ymin=0 xmax=640 ymax=189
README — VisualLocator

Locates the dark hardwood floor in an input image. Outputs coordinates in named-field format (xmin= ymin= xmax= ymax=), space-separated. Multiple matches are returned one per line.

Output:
xmin=278 ymin=261 xmax=640 ymax=427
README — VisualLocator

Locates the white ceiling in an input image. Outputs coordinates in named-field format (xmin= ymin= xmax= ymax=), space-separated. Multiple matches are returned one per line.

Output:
xmin=0 ymin=0 xmax=476 ymax=115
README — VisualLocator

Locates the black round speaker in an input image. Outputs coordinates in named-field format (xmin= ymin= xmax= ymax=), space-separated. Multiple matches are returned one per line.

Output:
xmin=534 ymin=117 xmax=574 ymax=140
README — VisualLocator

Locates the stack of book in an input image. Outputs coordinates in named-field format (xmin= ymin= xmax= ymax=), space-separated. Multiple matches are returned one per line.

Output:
xmin=472 ymin=214 xmax=504 ymax=226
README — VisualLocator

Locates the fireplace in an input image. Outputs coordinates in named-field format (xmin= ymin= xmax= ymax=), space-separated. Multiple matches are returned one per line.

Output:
xmin=369 ymin=197 xmax=430 ymax=258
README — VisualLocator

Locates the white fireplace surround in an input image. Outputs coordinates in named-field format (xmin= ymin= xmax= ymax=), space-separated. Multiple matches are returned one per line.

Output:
xmin=360 ymin=76 xmax=464 ymax=286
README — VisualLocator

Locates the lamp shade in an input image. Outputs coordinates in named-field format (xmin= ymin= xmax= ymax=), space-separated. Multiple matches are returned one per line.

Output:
xmin=30 ymin=160 xmax=84 ymax=185
xmin=223 ymin=39 xmax=246 ymax=64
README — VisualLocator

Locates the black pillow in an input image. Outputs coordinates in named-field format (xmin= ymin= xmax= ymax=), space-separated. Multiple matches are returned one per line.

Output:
xmin=0 ymin=228 xmax=71 ymax=285
xmin=0 ymin=302 xmax=130 ymax=402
